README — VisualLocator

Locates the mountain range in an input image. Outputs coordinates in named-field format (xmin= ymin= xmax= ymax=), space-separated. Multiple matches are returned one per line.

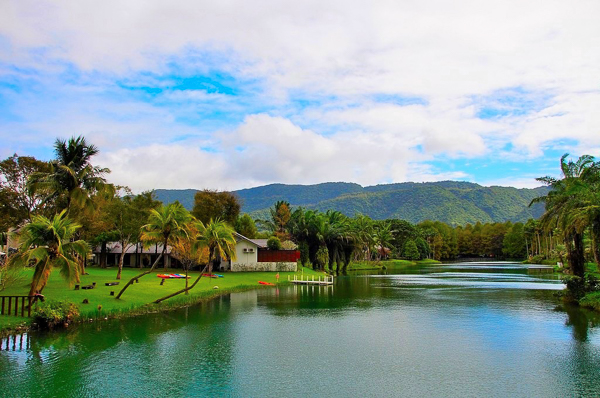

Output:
xmin=154 ymin=181 xmax=549 ymax=225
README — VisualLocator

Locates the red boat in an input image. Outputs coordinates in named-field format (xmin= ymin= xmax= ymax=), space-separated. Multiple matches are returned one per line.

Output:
xmin=258 ymin=281 xmax=276 ymax=286
xmin=202 ymin=274 xmax=219 ymax=278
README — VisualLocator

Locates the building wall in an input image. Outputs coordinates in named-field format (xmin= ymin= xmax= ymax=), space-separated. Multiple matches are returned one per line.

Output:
xmin=231 ymin=261 xmax=297 ymax=272
xmin=233 ymin=240 xmax=258 ymax=265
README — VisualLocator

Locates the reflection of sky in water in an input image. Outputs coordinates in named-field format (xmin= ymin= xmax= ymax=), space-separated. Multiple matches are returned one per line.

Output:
xmin=0 ymin=262 xmax=598 ymax=397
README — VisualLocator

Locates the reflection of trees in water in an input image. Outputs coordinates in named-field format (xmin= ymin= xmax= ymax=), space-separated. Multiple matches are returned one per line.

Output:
xmin=0 ymin=297 xmax=239 ymax=396
xmin=562 ymin=304 xmax=600 ymax=342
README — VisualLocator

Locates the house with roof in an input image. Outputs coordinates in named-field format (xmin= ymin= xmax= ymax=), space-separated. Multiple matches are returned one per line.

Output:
xmin=91 ymin=232 xmax=299 ymax=272
xmin=220 ymin=233 xmax=299 ymax=272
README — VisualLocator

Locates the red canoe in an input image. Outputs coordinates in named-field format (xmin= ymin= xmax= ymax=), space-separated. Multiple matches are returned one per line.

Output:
xmin=258 ymin=281 xmax=276 ymax=286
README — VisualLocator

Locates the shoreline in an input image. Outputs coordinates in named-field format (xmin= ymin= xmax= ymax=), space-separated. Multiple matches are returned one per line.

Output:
xmin=0 ymin=266 xmax=324 ymax=337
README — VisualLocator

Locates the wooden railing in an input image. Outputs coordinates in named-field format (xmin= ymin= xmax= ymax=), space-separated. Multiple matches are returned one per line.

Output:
xmin=0 ymin=296 xmax=39 ymax=317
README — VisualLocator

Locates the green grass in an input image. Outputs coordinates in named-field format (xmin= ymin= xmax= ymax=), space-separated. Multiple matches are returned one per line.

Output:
xmin=346 ymin=258 xmax=441 ymax=271
xmin=0 ymin=265 xmax=323 ymax=333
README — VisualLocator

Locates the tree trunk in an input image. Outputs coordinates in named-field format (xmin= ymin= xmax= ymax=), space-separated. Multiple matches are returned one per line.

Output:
xmin=591 ymin=222 xmax=600 ymax=270
xmin=100 ymin=241 xmax=107 ymax=268
xmin=566 ymin=232 xmax=585 ymax=278
xmin=153 ymin=263 xmax=210 ymax=304
xmin=163 ymin=249 xmax=168 ymax=271
xmin=116 ymin=249 xmax=126 ymax=280
xmin=115 ymin=243 xmax=166 ymax=299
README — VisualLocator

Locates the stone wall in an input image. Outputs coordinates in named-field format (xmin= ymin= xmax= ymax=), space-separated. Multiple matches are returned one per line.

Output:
xmin=231 ymin=261 xmax=297 ymax=272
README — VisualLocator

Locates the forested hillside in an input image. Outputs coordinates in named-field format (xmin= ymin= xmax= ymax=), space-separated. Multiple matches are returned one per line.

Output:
xmin=154 ymin=181 xmax=548 ymax=225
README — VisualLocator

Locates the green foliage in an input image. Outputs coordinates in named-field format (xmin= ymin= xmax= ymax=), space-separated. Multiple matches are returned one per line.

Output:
xmin=298 ymin=241 xmax=309 ymax=266
xmin=235 ymin=214 xmax=258 ymax=238
xmin=0 ymin=154 xmax=51 ymax=231
xmin=315 ymin=246 xmax=329 ymax=270
xmin=562 ymin=274 xmax=599 ymax=302
xmin=33 ymin=300 xmax=80 ymax=329
xmin=402 ymin=240 xmax=420 ymax=260
xmin=158 ymin=181 xmax=549 ymax=225
xmin=9 ymin=211 xmax=90 ymax=295
xmin=502 ymin=222 xmax=526 ymax=258
xmin=27 ymin=136 xmax=113 ymax=214
xmin=267 ymin=236 xmax=282 ymax=250
xmin=192 ymin=190 xmax=240 ymax=226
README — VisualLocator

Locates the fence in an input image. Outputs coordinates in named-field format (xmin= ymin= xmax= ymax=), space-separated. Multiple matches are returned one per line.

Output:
xmin=0 ymin=296 xmax=38 ymax=317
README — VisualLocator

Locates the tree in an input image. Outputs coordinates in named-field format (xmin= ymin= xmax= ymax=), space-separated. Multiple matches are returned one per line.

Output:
xmin=0 ymin=154 xmax=51 ymax=231
xmin=9 ymin=211 xmax=90 ymax=296
xmin=115 ymin=202 xmax=192 ymax=299
xmin=532 ymin=154 xmax=597 ymax=277
xmin=235 ymin=214 xmax=257 ymax=238
xmin=191 ymin=190 xmax=240 ymax=226
xmin=267 ymin=236 xmax=282 ymax=250
xmin=258 ymin=201 xmax=292 ymax=240
xmin=153 ymin=219 xmax=236 ymax=304
xmin=503 ymin=222 xmax=526 ymax=259
xmin=402 ymin=240 xmax=420 ymax=261
xmin=27 ymin=136 xmax=113 ymax=215
xmin=105 ymin=192 xmax=153 ymax=280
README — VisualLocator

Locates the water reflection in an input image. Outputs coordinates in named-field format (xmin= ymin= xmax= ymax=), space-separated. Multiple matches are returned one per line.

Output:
xmin=0 ymin=262 xmax=599 ymax=397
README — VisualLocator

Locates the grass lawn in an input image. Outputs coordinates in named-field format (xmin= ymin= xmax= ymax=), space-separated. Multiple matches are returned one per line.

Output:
xmin=0 ymin=265 xmax=323 ymax=333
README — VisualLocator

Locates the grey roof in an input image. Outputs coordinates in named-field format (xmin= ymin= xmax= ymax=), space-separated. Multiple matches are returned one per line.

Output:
xmin=233 ymin=232 xmax=266 ymax=248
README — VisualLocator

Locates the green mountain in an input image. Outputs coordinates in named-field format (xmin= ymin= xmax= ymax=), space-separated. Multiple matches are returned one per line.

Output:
xmin=154 ymin=181 xmax=548 ymax=225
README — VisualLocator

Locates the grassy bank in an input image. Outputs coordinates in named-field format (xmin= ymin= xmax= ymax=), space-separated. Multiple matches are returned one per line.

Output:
xmin=346 ymin=259 xmax=441 ymax=271
xmin=0 ymin=266 xmax=322 ymax=334
xmin=579 ymin=262 xmax=600 ymax=312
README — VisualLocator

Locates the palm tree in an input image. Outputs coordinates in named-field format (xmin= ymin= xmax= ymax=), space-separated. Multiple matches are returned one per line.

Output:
xmin=9 ymin=211 xmax=90 ymax=296
xmin=115 ymin=202 xmax=192 ymax=299
xmin=532 ymin=154 xmax=596 ymax=277
xmin=28 ymin=136 xmax=113 ymax=213
xmin=153 ymin=219 xmax=236 ymax=304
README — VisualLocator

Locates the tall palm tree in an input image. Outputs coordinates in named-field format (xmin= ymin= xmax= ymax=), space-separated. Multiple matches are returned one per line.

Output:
xmin=153 ymin=219 xmax=236 ymax=304
xmin=9 ymin=211 xmax=90 ymax=296
xmin=115 ymin=202 xmax=192 ymax=299
xmin=532 ymin=154 xmax=596 ymax=277
xmin=28 ymin=136 xmax=113 ymax=213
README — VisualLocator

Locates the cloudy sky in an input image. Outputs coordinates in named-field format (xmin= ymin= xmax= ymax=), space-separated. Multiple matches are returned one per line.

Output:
xmin=1 ymin=0 xmax=599 ymax=192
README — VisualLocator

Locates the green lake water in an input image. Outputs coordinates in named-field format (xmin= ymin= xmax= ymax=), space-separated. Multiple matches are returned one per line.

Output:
xmin=1 ymin=262 xmax=599 ymax=397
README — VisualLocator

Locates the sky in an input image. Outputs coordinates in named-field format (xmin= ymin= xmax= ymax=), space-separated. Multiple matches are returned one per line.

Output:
xmin=1 ymin=0 xmax=599 ymax=193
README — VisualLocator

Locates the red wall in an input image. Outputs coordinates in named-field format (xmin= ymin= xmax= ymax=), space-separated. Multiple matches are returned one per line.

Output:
xmin=257 ymin=249 xmax=300 ymax=263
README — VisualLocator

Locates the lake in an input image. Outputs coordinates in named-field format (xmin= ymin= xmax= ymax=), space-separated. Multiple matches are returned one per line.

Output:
xmin=1 ymin=262 xmax=599 ymax=397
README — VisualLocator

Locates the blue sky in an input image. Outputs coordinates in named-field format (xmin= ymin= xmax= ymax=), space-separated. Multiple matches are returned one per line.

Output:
xmin=1 ymin=0 xmax=599 ymax=192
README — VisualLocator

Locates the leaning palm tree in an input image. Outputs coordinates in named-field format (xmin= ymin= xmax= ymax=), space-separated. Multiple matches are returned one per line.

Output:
xmin=153 ymin=219 xmax=236 ymax=304
xmin=115 ymin=202 xmax=192 ymax=299
xmin=8 ymin=211 xmax=90 ymax=296
xmin=28 ymin=136 xmax=113 ymax=213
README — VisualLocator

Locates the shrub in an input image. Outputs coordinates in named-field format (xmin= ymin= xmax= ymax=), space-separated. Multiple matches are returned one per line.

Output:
xmin=267 ymin=236 xmax=282 ymax=250
xmin=281 ymin=240 xmax=298 ymax=250
xmin=33 ymin=301 xmax=80 ymax=329
xmin=298 ymin=241 xmax=309 ymax=266
xmin=315 ymin=246 xmax=329 ymax=270
xmin=562 ymin=274 xmax=599 ymax=302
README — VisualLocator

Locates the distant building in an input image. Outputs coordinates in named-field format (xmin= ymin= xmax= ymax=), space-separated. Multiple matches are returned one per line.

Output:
xmin=220 ymin=233 xmax=299 ymax=272
xmin=92 ymin=243 xmax=180 ymax=269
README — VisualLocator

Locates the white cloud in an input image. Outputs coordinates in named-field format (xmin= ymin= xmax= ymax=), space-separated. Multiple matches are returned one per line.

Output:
xmin=1 ymin=0 xmax=599 ymax=190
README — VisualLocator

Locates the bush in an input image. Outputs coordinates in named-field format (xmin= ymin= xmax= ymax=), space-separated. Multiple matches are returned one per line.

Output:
xmin=562 ymin=274 xmax=599 ymax=302
xmin=267 ymin=236 xmax=282 ymax=250
xmin=33 ymin=301 xmax=80 ymax=329
xmin=298 ymin=241 xmax=309 ymax=266
xmin=315 ymin=246 xmax=329 ymax=270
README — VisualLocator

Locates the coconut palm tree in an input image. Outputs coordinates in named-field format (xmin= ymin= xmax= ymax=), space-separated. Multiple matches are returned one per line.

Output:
xmin=532 ymin=154 xmax=596 ymax=277
xmin=28 ymin=136 xmax=113 ymax=213
xmin=115 ymin=202 xmax=192 ymax=299
xmin=9 ymin=211 xmax=90 ymax=296
xmin=153 ymin=219 xmax=236 ymax=304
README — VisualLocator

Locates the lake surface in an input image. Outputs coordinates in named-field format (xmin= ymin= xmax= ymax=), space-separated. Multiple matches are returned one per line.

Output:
xmin=1 ymin=262 xmax=599 ymax=397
